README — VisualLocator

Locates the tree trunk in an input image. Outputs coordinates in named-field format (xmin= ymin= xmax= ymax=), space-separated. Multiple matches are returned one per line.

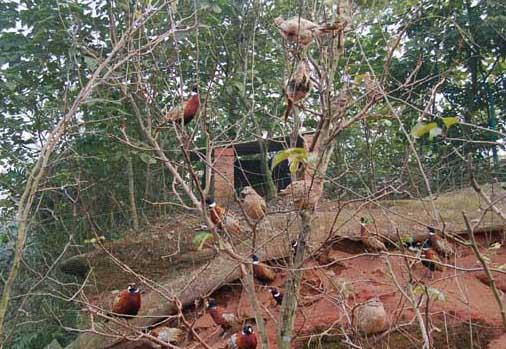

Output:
xmin=127 ymin=153 xmax=140 ymax=231
xmin=259 ymin=138 xmax=277 ymax=200
xmin=277 ymin=210 xmax=312 ymax=349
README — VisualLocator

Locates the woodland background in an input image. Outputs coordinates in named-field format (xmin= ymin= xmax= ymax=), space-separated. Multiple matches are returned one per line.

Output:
xmin=0 ymin=0 xmax=504 ymax=348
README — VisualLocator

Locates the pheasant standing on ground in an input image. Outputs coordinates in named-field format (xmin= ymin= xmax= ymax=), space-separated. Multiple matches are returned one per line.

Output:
xmin=359 ymin=217 xmax=387 ymax=252
xmin=207 ymin=298 xmax=241 ymax=332
xmin=252 ymin=255 xmax=277 ymax=284
xmin=269 ymin=287 xmax=284 ymax=306
xmin=427 ymin=227 xmax=455 ymax=258
xmin=421 ymin=248 xmax=443 ymax=278
xmin=274 ymin=16 xmax=343 ymax=48
xmin=163 ymin=85 xmax=200 ymax=125
xmin=241 ymin=186 xmax=266 ymax=222
xmin=353 ymin=298 xmax=387 ymax=335
xmin=284 ymin=59 xmax=311 ymax=121
xmin=111 ymin=283 xmax=141 ymax=319
xmin=227 ymin=325 xmax=258 ymax=349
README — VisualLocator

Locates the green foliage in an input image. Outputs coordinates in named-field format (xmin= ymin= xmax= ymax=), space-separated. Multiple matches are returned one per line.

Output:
xmin=399 ymin=235 xmax=414 ymax=246
xmin=192 ymin=231 xmax=214 ymax=250
xmin=411 ymin=117 xmax=460 ymax=140
xmin=272 ymin=148 xmax=309 ymax=176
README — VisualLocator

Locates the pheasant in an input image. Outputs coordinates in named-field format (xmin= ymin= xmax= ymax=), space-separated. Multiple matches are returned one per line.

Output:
xmin=279 ymin=179 xmax=323 ymax=210
xmin=227 ymin=325 xmax=258 ymax=349
xmin=269 ymin=287 xmax=283 ymax=306
xmin=163 ymin=85 xmax=200 ymax=125
xmin=421 ymin=248 xmax=443 ymax=278
xmin=241 ymin=186 xmax=266 ymax=221
xmin=111 ymin=283 xmax=141 ymax=319
xmin=205 ymin=198 xmax=241 ymax=236
xmin=284 ymin=59 xmax=311 ymax=121
xmin=274 ymin=16 xmax=343 ymax=48
xmin=207 ymin=298 xmax=241 ymax=332
xmin=359 ymin=217 xmax=387 ymax=252
xmin=353 ymin=298 xmax=387 ymax=335
xmin=252 ymin=255 xmax=277 ymax=284
xmin=427 ymin=227 xmax=455 ymax=258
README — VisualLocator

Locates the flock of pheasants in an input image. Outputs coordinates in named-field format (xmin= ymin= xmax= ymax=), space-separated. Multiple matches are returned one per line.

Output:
xmin=104 ymin=13 xmax=457 ymax=349
xmin=108 ymin=217 xmax=454 ymax=348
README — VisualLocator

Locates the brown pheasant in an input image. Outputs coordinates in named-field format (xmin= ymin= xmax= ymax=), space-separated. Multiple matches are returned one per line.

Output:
xmin=427 ymin=227 xmax=455 ymax=258
xmin=359 ymin=217 xmax=387 ymax=252
xmin=284 ymin=59 xmax=311 ymax=121
xmin=274 ymin=16 xmax=343 ymax=47
xmin=279 ymin=179 xmax=323 ymax=210
xmin=353 ymin=298 xmax=387 ymax=335
xmin=241 ymin=186 xmax=266 ymax=221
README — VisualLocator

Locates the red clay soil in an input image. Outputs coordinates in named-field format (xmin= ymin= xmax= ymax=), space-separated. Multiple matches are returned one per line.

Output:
xmin=151 ymin=232 xmax=506 ymax=348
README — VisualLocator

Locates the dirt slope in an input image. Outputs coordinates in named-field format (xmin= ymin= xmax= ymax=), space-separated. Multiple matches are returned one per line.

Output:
xmin=64 ymin=185 xmax=506 ymax=348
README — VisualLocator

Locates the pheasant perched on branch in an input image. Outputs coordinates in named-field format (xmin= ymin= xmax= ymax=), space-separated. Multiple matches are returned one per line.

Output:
xmin=163 ymin=85 xmax=200 ymax=125
xmin=280 ymin=179 xmax=323 ymax=210
xmin=274 ymin=16 xmax=344 ymax=48
xmin=111 ymin=283 xmax=141 ymax=319
xmin=241 ymin=186 xmax=266 ymax=222
xmin=205 ymin=198 xmax=241 ymax=236
xmin=284 ymin=59 xmax=311 ymax=121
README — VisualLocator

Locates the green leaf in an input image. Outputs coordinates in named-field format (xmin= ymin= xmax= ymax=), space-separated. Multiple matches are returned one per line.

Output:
xmin=442 ymin=117 xmax=459 ymax=128
xmin=271 ymin=147 xmax=308 ymax=170
xmin=211 ymin=4 xmax=222 ymax=13
xmin=192 ymin=232 xmax=214 ymax=250
xmin=382 ymin=119 xmax=393 ymax=127
xmin=429 ymin=127 xmax=442 ymax=140
xmin=139 ymin=153 xmax=156 ymax=164
xmin=225 ymin=85 xmax=234 ymax=95
xmin=232 ymin=81 xmax=245 ymax=95
xmin=289 ymin=159 xmax=300 ymax=176
xmin=5 ymin=81 xmax=17 ymax=91
xmin=413 ymin=285 xmax=446 ymax=302
xmin=399 ymin=235 xmax=414 ymax=245
xmin=84 ymin=56 xmax=98 ymax=70
xmin=411 ymin=122 xmax=438 ymax=138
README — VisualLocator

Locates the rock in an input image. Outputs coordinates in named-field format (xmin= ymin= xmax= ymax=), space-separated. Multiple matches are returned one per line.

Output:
xmin=353 ymin=298 xmax=387 ymax=335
